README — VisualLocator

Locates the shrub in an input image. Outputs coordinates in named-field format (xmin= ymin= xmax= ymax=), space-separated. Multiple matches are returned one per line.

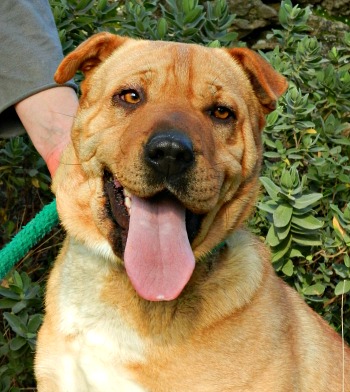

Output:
xmin=0 ymin=0 xmax=349 ymax=388
xmin=255 ymin=0 xmax=350 ymax=339
xmin=0 ymin=272 xmax=43 ymax=391
xmin=50 ymin=0 xmax=239 ymax=51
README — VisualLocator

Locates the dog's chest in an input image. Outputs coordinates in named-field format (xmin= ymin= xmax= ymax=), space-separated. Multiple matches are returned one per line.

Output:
xmin=56 ymin=249 xmax=148 ymax=391
xmin=59 ymin=327 xmax=147 ymax=391
xmin=57 ymin=302 xmax=148 ymax=391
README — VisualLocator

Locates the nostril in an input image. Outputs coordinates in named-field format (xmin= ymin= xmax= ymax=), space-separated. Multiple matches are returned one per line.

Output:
xmin=145 ymin=131 xmax=194 ymax=177
xmin=148 ymin=147 xmax=165 ymax=161
xmin=178 ymin=149 xmax=193 ymax=164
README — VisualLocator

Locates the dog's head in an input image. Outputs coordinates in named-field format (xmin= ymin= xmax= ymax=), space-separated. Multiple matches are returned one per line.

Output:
xmin=53 ymin=33 xmax=287 ymax=301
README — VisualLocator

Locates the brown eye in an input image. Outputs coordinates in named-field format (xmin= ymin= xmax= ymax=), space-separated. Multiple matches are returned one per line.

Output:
xmin=211 ymin=106 xmax=234 ymax=120
xmin=119 ymin=89 xmax=141 ymax=104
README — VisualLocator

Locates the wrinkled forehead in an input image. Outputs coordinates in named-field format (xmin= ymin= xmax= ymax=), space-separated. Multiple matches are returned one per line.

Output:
xmin=94 ymin=40 xmax=251 ymax=97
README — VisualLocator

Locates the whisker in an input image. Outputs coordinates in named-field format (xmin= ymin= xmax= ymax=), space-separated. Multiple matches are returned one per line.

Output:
xmin=59 ymin=162 xmax=82 ymax=167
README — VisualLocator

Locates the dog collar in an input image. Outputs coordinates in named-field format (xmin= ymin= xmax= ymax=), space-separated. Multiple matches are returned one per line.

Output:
xmin=198 ymin=240 xmax=227 ymax=264
xmin=211 ymin=240 xmax=227 ymax=254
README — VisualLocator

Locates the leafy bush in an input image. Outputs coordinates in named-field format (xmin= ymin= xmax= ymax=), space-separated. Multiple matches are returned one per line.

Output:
xmin=50 ymin=0 xmax=239 ymax=53
xmin=0 ymin=272 xmax=43 ymax=391
xmin=259 ymin=165 xmax=324 ymax=264
xmin=0 ymin=137 xmax=51 ymax=245
xmin=255 ymin=0 xmax=350 ymax=339
xmin=0 ymin=0 xmax=349 ymax=389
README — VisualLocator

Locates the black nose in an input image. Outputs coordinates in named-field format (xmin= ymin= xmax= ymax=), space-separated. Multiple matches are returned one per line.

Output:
xmin=145 ymin=131 xmax=194 ymax=177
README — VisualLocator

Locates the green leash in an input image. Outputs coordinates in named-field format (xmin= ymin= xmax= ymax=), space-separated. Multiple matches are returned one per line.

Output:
xmin=0 ymin=199 xmax=59 ymax=280
xmin=0 ymin=198 xmax=226 ymax=280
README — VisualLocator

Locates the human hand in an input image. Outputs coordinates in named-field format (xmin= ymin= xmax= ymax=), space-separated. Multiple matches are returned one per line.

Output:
xmin=15 ymin=87 xmax=79 ymax=177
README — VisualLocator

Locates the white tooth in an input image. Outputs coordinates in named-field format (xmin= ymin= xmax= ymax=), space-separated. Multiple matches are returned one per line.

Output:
xmin=123 ymin=188 xmax=132 ymax=197
xmin=125 ymin=196 xmax=131 ymax=210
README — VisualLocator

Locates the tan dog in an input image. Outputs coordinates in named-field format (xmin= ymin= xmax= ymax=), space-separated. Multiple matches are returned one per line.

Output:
xmin=35 ymin=33 xmax=350 ymax=391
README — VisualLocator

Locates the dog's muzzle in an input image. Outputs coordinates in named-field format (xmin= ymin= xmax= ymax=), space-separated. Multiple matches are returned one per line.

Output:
xmin=103 ymin=130 xmax=204 ymax=302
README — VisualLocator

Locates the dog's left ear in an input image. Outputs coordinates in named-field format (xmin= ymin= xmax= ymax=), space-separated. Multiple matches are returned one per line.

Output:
xmin=227 ymin=48 xmax=288 ymax=113
xmin=54 ymin=32 xmax=128 ymax=84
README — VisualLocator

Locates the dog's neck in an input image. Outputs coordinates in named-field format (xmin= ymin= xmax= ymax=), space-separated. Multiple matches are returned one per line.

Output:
xmin=74 ymin=230 xmax=265 ymax=343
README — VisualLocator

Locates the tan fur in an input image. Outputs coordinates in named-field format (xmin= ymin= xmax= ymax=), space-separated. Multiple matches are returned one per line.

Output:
xmin=35 ymin=33 xmax=350 ymax=391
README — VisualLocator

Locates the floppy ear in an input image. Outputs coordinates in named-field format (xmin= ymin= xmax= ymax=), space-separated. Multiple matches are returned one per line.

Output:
xmin=54 ymin=32 xmax=128 ymax=84
xmin=227 ymin=47 xmax=288 ymax=113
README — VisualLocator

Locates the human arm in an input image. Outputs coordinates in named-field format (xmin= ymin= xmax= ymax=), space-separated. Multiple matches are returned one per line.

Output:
xmin=0 ymin=0 xmax=78 ymax=176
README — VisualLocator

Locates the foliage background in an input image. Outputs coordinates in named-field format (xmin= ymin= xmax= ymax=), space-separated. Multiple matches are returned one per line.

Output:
xmin=0 ymin=0 xmax=349 ymax=389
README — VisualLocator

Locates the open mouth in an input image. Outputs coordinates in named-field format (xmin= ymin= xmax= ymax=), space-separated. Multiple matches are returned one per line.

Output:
xmin=103 ymin=169 xmax=203 ymax=301
xmin=103 ymin=170 xmax=203 ymax=250
xmin=104 ymin=173 xmax=130 ymax=232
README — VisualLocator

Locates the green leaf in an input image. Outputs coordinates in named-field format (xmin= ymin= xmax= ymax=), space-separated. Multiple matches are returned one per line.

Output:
xmin=21 ymin=272 xmax=31 ymax=292
xmin=12 ymin=271 xmax=23 ymax=290
xmin=293 ymin=193 xmax=323 ymax=209
xmin=275 ymin=220 xmax=291 ymax=240
xmin=157 ymin=18 xmax=168 ymax=39
xmin=266 ymin=225 xmax=280 ymax=247
xmin=24 ymin=285 xmax=40 ymax=300
xmin=75 ymin=0 xmax=95 ymax=14
xmin=333 ymin=264 xmax=349 ymax=278
xmin=0 ymin=287 xmax=20 ymax=300
xmin=292 ymin=233 xmax=321 ymax=246
xmin=271 ymin=246 xmax=290 ymax=263
xmin=97 ymin=0 xmax=107 ymax=11
xmin=12 ymin=300 xmax=28 ymax=314
xmin=27 ymin=314 xmax=43 ymax=334
xmin=345 ymin=254 xmax=350 ymax=268
xmin=257 ymin=200 xmax=278 ymax=214
xmin=208 ymin=40 xmax=221 ymax=48
xmin=330 ymin=137 xmax=350 ymax=146
xmin=282 ymin=259 xmax=294 ymax=276
xmin=182 ymin=27 xmax=199 ymax=37
xmin=263 ymin=151 xmax=282 ymax=159
xmin=273 ymin=204 xmax=293 ymax=228
xmin=271 ymin=235 xmax=292 ymax=262
xmin=184 ymin=7 xmax=203 ymax=24
xmin=335 ymin=280 xmax=350 ymax=295
xmin=182 ymin=0 xmax=196 ymax=14
xmin=291 ymin=214 xmax=323 ymax=230
xmin=290 ymin=248 xmax=303 ymax=258
xmin=280 ymin=169 xmax=294 ymax=190
xmin=219 ymin=32 xmax=239 ymax=43
xmin=266 ymin=110 xmax=279 ymax=126
xmin=3 ymin=313 xmax=27 ymax=337
xmin=8 ymin=284 xmax=22 ymax=295
xmin=9 ymin=336 xmax=27 ymax=351
xmin=259 ymin=177 xmax=281 ymax=201
xmin=303 ymin=283 xmax=326 ymax=296
xmin=0 ymin=298 xmax=17 ymax=309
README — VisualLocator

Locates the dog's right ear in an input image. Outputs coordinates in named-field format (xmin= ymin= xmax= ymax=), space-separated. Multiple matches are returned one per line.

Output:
xmin=54 ymin=32 xmax=127 ymax=84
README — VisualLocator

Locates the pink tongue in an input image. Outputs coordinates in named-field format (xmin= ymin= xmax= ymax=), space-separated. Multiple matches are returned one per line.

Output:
xmin=124 ymin=195 xmax=195 ymax=301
